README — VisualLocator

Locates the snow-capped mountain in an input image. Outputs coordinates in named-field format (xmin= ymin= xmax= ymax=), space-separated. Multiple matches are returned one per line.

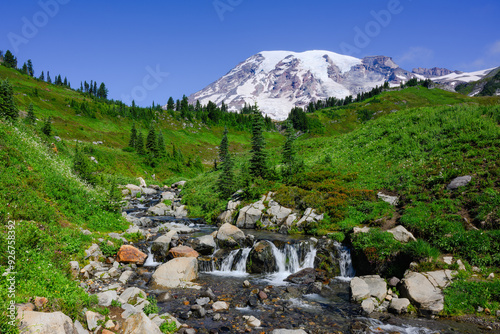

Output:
xmin=185 ymin=50 xmax=496 ymax=120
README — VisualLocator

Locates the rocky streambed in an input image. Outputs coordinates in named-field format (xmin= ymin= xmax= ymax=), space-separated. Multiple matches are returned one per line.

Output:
xmin=17 ymin=181 xmax=500 ymax=333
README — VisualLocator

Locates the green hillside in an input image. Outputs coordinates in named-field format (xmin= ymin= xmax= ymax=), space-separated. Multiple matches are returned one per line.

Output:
xmin=1 ymin=60 xmax=500 ymax=331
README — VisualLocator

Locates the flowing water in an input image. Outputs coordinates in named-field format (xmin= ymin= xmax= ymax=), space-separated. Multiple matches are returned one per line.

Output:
xmin=125 ymin=191 xmax=499 ymax=334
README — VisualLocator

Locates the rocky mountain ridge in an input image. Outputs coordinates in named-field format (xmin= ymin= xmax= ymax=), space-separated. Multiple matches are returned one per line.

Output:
xmin=185 ymin=50 xmax=496 ymax=120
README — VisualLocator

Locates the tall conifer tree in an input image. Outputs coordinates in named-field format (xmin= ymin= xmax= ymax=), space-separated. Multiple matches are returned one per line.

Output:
xmin=249 ymin=104 xmax=267 ymax=178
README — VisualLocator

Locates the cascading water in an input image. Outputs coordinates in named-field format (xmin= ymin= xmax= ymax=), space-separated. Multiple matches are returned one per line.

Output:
xmin=334 ymin=242 xmax=355 ymax=280
xmin=143 ymin=247 xmax=162 ymax=267
xmin=209 ymin=247 xmax=252 ymax=277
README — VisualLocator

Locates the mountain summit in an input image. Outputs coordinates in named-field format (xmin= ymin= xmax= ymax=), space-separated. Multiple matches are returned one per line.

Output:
xmin=187 ymin=50 xmax=495 ymax=120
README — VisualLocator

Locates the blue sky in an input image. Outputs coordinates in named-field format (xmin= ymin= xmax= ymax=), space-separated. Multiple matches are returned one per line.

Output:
xmin=1 ymin=0 xmax=499 ymax=106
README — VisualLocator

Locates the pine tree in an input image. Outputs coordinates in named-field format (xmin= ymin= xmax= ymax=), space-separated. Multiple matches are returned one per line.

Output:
xmin=136 ymin=132 xmax=145 ymax=155
xmin=219 ymin=126 xmax=229 ymax=163
xmin=128 ymin=123 xmax=137 ymax=148
xmin=156 ymin=130 xmax=166 ymax=157
xmin=42 ymin=117 xmax=52 ymax=136
xmin=21 ymin=62 xmax=28 ymax=74
xmin=26 ymin=103 xmax=36 ymax=124
xmin=63 ymin=77 xmax=68 ymax=87
xmin=47 ymin=71 xmax=51 ymax=84
xmin=39 ymin=71 xmax=44 ymax=81
xmin=3 ymin=50 xmax=17 ymax=68
xmin=27 ymin=59 xmax=34 ymax=77
xmin=0 ymin=79 xmax=18 ymax=121
xmin=167 ymin=97 xmax=175 ymax=110
xmin=249 ymin=104 xmax=268 ymax=178
xmin=146 ymin=125 xmax=157 ymax=154
xmin=73 ymin=144 xmax=95 ymax=184
xmin=180 ymin=95 xmax=190 ymax=119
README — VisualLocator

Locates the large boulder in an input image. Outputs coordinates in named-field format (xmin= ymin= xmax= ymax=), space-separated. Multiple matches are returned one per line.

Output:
xmin=161 ymin=191 xmax=176 ymax=201
xmin=295 ymin=208 xmax=324 ymax=229
xmin=265 ymin=201 xmax=292 ymax=226
xmin=17 ymin=310 xmax=76 ymax=334
xmin=174 ymin=205 xmax=188 ymax=218
xmin=168 ymin=245 xmax=199 ymax=258
xmin=399 ymin=272 xmax=444 ymax=314
xmin=388 ymin=225 xmax=417 ymax=243
xmin=186 ymin=234 xmax=216 ymax=255
xmin=150 ymin=257 xmax=199 ymax=289
xmin=117 ymin=245 xmax=147 ymax=265
xmin=285 ymin=268 xmax=316 ymax=284
xmin=122 ymin=312 xmax=162 ymax=334
xmin=236 ymin=201 xmax=265 ymax=229
xmin=247 ymin=241 xmax=278 ymax=273
xmin=216 ymin=223 xmax=245 ymax=248
xmin=350 ymin=275 xmax=387 ymax=302
xmin=151 ymin=230 xmax=178 ymax=262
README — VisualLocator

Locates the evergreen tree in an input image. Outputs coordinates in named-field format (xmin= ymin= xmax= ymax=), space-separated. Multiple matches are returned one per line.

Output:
xmin=128 ymin=123 xmax=137 ymax=148
xmin=3 ymin=50 xmax=17 ymax=68
xmin=63 ymin=77 xmax=68 ymax=87
xmin=39 ymin=71 xmax=44 ymax=81
xmin=136 ymin=132 xmax=145 ymax=155
xmin=167 ymin=97 xmax=175 ymax=110
xmin=93 ymin=81 xmax=97 ymax=96
xmin=47 ymin=71 xmax=51 ymax=84
xmin=180 ymin=95 xmax=190 ymax=119
xmin=97 ymin=82 xmax=108 ymax=99
xmin=21 ymin=62 xmax=28 ymax=75
xmin=27 ymin=59 xmax=34 ymax=77
xmin=73 ymin=144 xmax=95 ymax=184
xmin=156 ymin=130 xmax=166 ymax=157
xmin=146 ymin=125 xmax=157 ymax=154
xmin=219 ymin=126 xmax=229 ymax=162
xmin=80 ymin=81 xmax=83 ymax=92
xmin=42 ymin=117 xmax=52 ymax=136
xmin=249 ymin=104 xmax=268 ymax=178
xmin=0 ymin=79 xmax=18 ymax=121
xmin=26 ymin=103 xmax=36 ymax=124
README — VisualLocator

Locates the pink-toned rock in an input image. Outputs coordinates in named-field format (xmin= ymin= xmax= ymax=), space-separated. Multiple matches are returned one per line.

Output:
xmin=168 ymin=245 xmax=199 ymax=258
xmin=117 ymin=245 xmax=147 ymax=265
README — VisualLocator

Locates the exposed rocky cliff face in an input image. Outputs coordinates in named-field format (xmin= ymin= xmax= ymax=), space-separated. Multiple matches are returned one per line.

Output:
xmin=412 ymin=67 xmax=454 ymax=77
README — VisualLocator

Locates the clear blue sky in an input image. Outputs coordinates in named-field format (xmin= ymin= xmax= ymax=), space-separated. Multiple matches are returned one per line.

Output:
xmin=1 ymin=0 xmax=499 ymax=106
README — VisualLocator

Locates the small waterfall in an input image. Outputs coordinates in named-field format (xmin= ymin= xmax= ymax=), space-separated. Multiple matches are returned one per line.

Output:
xmin=212 ymin=247 xmax=251 ymax=276
xmin=335 ymin=242 xmax=355 ymax=280
xmin=268 ymin=240 xmax=317 ymax=273
xmin=143 ymin=247 xmax=162 ymax=267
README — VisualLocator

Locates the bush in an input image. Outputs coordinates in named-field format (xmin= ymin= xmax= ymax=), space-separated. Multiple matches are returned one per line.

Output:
xmin=444 ymin=278 xmax=500 ymax=315
xmin=143 ymin=296 xmax=160 ymax=315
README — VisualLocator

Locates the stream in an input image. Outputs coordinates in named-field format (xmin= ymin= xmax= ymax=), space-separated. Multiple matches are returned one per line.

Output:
xmin=123 ymin=189 xmax=498 ymax=334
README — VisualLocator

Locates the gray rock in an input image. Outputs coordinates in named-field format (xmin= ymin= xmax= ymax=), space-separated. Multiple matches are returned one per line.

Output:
xmin=377 ymin=192 xmax=399 ymax=206
xmin=69 ymin=261 xmax=79 ymax=279
xmin=85 ymin=311 xmax=105 ymax=331
xmin=361 ymin=298 xmax=375 ymax=315
xmin=212 ymin=301 xmax=229 ymax=312
xmin=119 ymin=270 xmax=135 ymax=284
xmin=388 ymin=225 xmax=417 ymax=243
xmin=388 ymin=277 xmax=400 ymax=287
xmin=84 ymin=244 xmax=102 ymax=259
xmin=447 ymin=175 xmax=472 ymax=190
xmin=172 ymin=180 xmax=187 ymax=188
xmin=148 ymin=202 xmax=169 ymax=216
xmin=247 ymin=241 xmax=278 ymax=273
xmin=122 ymin=312 xmax=162 ymax=334
xmin=400 ymin=272 xmax=444 ymax=314
xmin=271 ymin=330 xmax=308 ymax=334
xmin=120 ymin=287 xmax=146 ymax=304
xmin=216 ymin=223 xmax=246 ymax=247
xmin=121 ymin=303 xmax=140 ymax=319
xmin=74 ymin=320 xmax=89 ymax=334
xmin=243 ymin=315 xmax=261 ymax=327
xmin=190 ymin=304 xmax=206 ymax=318
xmin=186 ymin=234 xmax=216 ymax=255
xmin=236 ymin=201 xmax=265 ymax=228
xmin=150 ymin=257 xmax=199 ymax=289
xmin=96 ymin=290 xmax=118 ymax=307
xmin=362 ymin=275 xmax=387 ymax=301
xmin=389 ymin=298 xmax=411 ymax=314
xmin=17 ymin=310 xmax=77 ymax=334
xmin=151 ymin=230 xmax=178 ymax=261
xmin=196 ymin=297 xmax=210 ymax=306
xmin=174 ymin=205 xmax=188 ymax=218
xmin=350 ymin=277 xmax=371 ymax=302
